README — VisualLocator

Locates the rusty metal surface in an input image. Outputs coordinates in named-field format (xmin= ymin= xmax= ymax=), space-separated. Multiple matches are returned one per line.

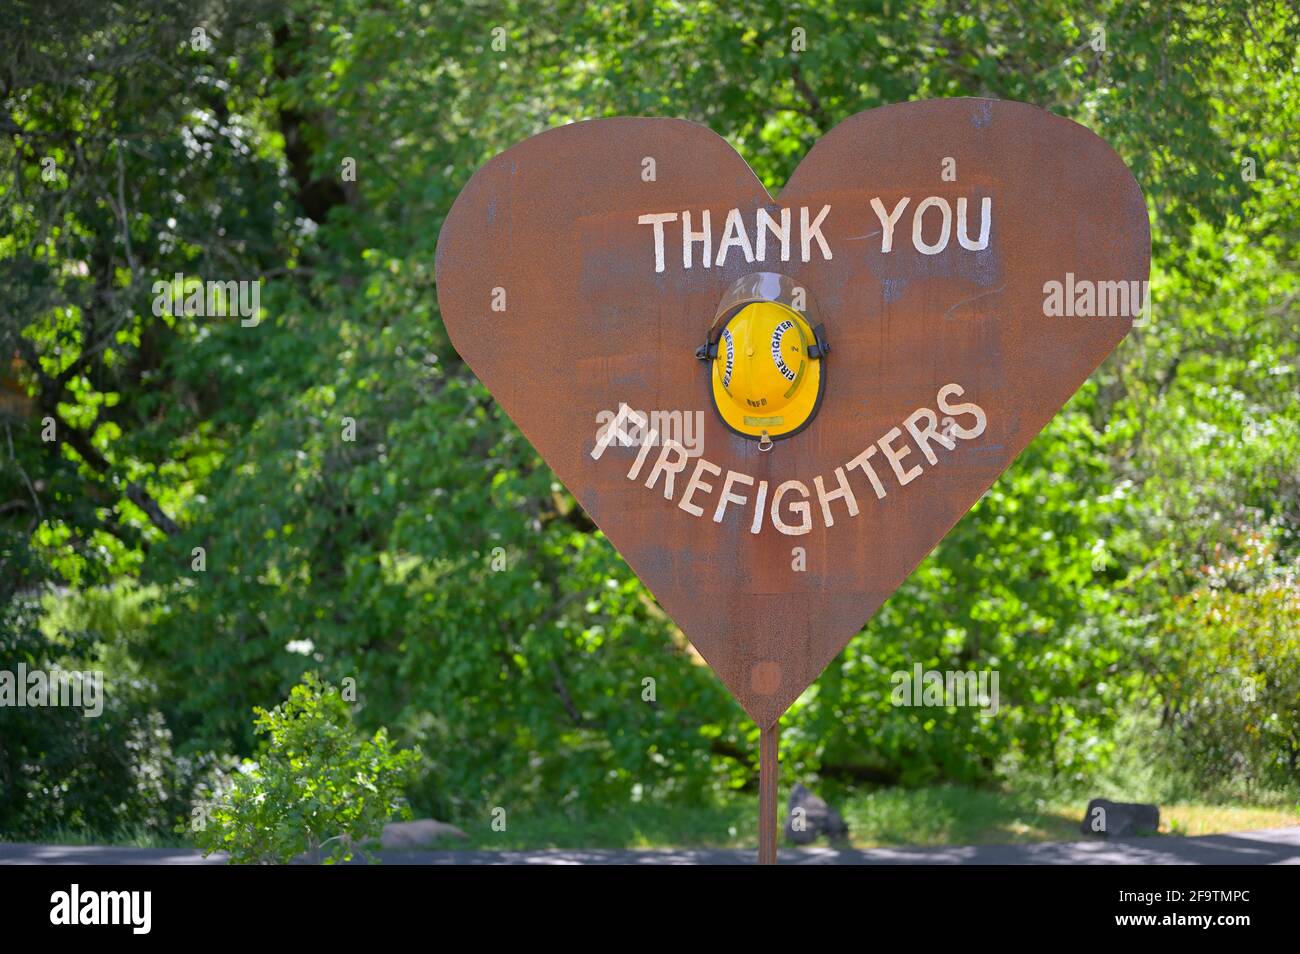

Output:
xmin=435 ymin=98 xmax=1148 ymax=728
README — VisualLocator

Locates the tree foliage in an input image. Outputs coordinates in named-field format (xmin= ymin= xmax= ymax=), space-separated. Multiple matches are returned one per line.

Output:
xmin=2 ymin=0 xmax=1298 ymax=836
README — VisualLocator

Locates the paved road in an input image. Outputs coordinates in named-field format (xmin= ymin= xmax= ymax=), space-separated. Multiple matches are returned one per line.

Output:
xmin=2 ymin=826 xmax=1298 ymax=864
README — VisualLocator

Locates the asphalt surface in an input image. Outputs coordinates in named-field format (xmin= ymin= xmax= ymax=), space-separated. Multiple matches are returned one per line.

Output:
xmin=2 ymin=826 xmax=1298 ymax=865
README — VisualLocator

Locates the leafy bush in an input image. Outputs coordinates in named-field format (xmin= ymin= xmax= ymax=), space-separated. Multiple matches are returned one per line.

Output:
xmin=190 ymin=674 xmax=421 ymax=864
xmin=1152 ymin=530 xmax=1300 ymax=796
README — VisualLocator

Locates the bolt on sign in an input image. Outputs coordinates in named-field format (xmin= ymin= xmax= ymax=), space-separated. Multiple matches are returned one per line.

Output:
xmin=436 ymin=98 xmax=1149 ymax=862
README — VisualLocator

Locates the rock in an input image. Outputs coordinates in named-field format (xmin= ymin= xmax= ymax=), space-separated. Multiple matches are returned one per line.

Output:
xmin=380 ymin=818 xmax=469 ymax=850
xmin=1080 ymin=798 xmax=1160 ymax=837
xmin=784 ymin=783 xmax=850 ymax=845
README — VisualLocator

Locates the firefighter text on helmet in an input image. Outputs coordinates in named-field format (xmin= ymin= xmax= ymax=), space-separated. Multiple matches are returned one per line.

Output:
xmin=590 ymin=383 xmax=988 ymax=537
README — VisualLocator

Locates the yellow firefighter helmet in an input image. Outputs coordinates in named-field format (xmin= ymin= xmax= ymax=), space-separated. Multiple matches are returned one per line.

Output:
xmin=698 ymin=273 xmax=829 ymax=447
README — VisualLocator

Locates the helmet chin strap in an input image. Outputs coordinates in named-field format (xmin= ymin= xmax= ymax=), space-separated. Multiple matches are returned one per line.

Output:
xmin=807 ymin=324 xmax=831 ymax=359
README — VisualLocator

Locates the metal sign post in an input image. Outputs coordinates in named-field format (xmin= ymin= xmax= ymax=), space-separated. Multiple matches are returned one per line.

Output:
xmin=758 ymin=722 xmax=779 ymax=865
xmin=436 ymin=98 xmax=1148 ymax=864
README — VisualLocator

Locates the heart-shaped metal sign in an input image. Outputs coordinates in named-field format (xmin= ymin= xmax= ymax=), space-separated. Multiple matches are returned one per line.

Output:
xmin=436 ymin=98 xmax=1148 ymax=729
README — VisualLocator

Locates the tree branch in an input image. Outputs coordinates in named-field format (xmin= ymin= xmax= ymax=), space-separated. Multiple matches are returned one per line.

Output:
xmin=125 ymin=481 xmax=180 ymax=536
xmin=790 ymin=60 xmax=829 ymax=131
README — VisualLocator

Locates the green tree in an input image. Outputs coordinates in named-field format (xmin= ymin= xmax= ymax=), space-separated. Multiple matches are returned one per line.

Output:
xmin=3 ymin=0 xmax=1298 ymax=840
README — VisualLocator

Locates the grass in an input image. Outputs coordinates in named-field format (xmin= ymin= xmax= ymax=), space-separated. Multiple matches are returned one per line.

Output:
xmin=1157 ymin=803 xmax=1300 ymax=837
xmin=441 ymin=801 xmax=752 ymax=851
xmin=839 ymin=785 xmax=1081 ymax=847
xmin=10 ymin=786 xmax=1297 ymax=852
xmin=0 ymin=824 xmax=186 ymax=849
xmin=420 ymin=784 xmax=1300 ymax=851
xmin=836 ymin=786 xmax=1299 ymax=847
